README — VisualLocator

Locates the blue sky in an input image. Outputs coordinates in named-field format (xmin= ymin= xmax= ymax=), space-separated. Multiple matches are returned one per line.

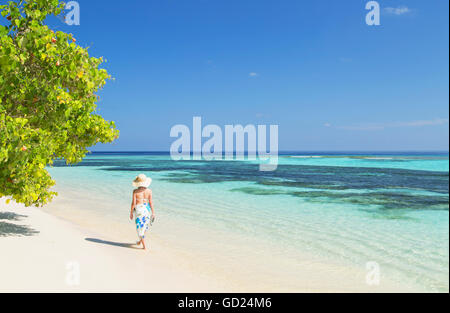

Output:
xmin=45 ymin=0 xmax=448 ymax=151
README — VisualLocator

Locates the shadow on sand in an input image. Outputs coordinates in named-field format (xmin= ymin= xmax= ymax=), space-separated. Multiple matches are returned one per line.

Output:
xmin=0 ymin=212 xmax=39 ymax=237
xmin=85 ymin=238 xmax=142 ymax=250
xmin=0 ymin=212 xmax=27 ymax=221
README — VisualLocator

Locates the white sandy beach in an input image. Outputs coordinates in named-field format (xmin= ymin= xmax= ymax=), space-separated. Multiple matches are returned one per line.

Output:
xmin=0 ymin=197 xmax=416 ymax=293
xmin=0 ymin=199 xmax=227 ymax=293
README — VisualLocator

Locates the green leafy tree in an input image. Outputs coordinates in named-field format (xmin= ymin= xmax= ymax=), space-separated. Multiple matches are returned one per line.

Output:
xmin=0 ymin=0 xmax=119 ymax=207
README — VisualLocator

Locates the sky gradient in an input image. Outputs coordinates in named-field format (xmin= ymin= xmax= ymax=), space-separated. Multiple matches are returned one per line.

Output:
xmin=44 ymin=0 xmax=449 ymax=151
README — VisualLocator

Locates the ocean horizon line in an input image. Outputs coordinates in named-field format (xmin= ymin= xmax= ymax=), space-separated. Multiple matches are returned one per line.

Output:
xmin=88 ymin=150 xmax=450 ymax=155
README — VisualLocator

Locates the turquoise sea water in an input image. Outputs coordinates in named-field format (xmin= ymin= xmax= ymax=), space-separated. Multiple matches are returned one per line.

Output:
xmin=47 ymin=152 xmax=449 ymax=292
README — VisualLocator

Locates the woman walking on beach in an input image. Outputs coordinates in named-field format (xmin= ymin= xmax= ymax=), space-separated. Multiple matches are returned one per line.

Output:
xmin=130 ymin=174 xmax=155 ymax=250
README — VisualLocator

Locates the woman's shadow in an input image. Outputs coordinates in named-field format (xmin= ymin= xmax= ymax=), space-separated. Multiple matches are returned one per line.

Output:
xmin=85 ymin=238 xmax=141 ymax=250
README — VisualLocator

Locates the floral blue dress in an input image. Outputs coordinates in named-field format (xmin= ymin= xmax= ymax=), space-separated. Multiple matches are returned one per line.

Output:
xmin=135 ymin=203 xmax=151 ymax=239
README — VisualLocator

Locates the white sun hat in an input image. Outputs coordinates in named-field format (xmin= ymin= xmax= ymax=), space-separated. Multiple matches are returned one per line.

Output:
xmin=132 ymin=174 xmax=152 ymax=188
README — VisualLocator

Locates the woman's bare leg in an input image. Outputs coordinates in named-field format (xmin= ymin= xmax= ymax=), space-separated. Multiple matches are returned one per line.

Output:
xmin=141 ymin=238 xmax=146 ymax=250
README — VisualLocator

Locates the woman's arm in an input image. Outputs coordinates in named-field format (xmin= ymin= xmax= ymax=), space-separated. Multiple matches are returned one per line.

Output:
xmin=148 ymin=190 xmax=155 ymax=217
xmin=130 ymin=191 xmax=136 ymax=220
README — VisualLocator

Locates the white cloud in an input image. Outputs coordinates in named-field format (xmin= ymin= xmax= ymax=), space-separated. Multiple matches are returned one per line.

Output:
xmin=391 ymin=118 xmax=449 ymax=127
xmin=324 ymin=123 xmax=332 ymax=127
xmin=337 ymin=124 xmax=385 ymax=131
xmin=249 ymin=72 xmax=259 ymax=77
xmin=337 ymin=118 xmax=449 ymax=131
xmin=384 ymin=6 xmax=411 ymax=15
